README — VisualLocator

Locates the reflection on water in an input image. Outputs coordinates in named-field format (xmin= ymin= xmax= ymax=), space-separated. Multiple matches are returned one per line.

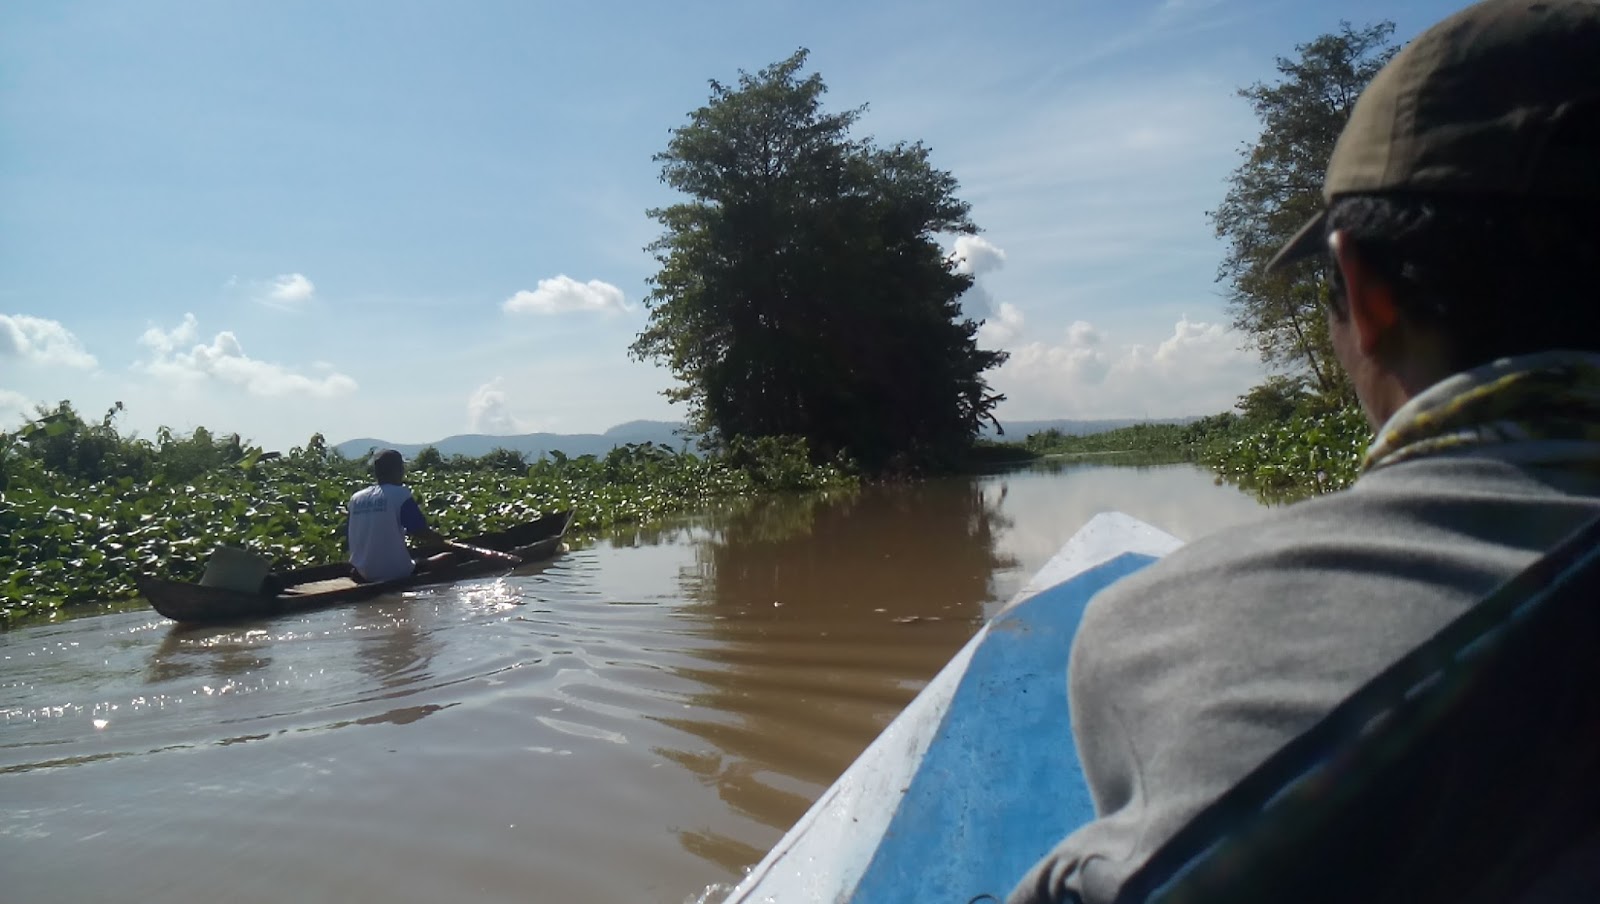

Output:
xmin=657 ymin=481 xmax=1012 ymax=867
xmin=350 ymin=601 xmax=439 ymax=693
xmin=144 ymin=624 xmax=275 ymax=685
xmin=0 ymin=461 xmax=1269 ymax=904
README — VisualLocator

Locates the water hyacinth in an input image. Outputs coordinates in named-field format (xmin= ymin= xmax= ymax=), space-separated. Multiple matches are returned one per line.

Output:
xmin=0 ymin=436 xmax=854 ymax=625
xmin=1018 ymin=401 xmax=1373 ymax=506
xmin=1201 ymin=405 xmax=1370 ymax=502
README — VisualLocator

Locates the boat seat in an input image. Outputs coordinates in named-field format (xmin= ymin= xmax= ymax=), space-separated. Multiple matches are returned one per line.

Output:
xmin=1110 ymin=512 xmax=1600 ymax=904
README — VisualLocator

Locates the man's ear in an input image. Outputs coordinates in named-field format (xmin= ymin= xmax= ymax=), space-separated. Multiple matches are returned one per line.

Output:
xmin=1328 ymin=230 xmax=1400 ymax=356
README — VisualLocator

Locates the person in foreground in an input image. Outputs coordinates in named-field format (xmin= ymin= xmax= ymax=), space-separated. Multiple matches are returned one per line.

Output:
xmin=347 ymin=449 xmax=451 ymax=583
xmin=1008 ymin=1 xmax=1600 ymax=901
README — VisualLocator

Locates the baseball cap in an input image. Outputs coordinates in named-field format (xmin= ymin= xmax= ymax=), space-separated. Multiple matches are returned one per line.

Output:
xmin=1268 ymin=0 xmax=1600 ymax=272
xmin=373 ymin=448 xmax=405 ymax=474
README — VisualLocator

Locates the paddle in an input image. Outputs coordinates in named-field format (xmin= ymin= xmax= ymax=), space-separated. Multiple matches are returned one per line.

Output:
xmin=443 ymin=539 xmax=522 ymax=567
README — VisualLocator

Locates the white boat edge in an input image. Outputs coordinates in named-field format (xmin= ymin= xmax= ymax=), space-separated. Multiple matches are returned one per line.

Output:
xmin=721 ymin=510 xmax=1184 ymax=903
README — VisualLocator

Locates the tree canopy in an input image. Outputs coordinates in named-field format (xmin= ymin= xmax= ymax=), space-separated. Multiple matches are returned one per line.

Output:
xmin=1209 ymin=21 xmax=1398 ymax=399
xmin=629 ymin=49 xmax=1007 ymax=473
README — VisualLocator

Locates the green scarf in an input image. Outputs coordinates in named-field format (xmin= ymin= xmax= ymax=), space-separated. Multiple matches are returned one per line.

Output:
xmin=1362 ymin=350 xmax=1600 ymax=474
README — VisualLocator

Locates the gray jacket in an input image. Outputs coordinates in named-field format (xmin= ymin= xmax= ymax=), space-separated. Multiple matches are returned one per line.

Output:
xmin=1008 ymin=453 xmax=1600 ymax=903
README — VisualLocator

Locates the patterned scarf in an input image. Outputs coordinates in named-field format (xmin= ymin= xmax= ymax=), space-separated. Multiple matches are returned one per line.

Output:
xmin=1362 ymin=349 xmax=1600 ymax=474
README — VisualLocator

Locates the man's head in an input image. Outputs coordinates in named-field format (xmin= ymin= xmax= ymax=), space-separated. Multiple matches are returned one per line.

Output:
xmin=1268 ymin=0 xmax=1600 ymax=426
xmin=373 ymin=449 xmax=405 ymax=484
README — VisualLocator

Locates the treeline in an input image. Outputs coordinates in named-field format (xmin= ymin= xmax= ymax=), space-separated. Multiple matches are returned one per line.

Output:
xmin=0 ymin=402 xmax=854 ymax=623
xmin=1182 ymin=21 xmax=1397 ymax=495
xmin=1023 ymin=19 xmax=1401 ymax=499
xmin=1024 ymin=377 xmax=1371 ymax=501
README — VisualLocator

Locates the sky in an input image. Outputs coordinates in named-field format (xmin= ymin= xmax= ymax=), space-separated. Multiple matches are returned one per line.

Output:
xmin=1 ymin=0 xmax=1464 ymax=450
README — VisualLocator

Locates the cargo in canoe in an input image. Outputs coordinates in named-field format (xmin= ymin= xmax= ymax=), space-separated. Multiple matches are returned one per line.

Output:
xmin=137 ymin=509 xmax=575 ymax=625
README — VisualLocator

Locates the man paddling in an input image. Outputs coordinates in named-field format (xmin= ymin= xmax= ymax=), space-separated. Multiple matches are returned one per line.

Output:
xmin=1009 ymin=1 xmax=1600 ymax=901
xmin=347 ymin=449 xmax=453 ymax=582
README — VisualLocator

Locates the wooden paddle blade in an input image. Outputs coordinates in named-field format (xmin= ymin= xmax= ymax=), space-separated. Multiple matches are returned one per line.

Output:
xmin=444 ymin=540 xmax=522 ymax=566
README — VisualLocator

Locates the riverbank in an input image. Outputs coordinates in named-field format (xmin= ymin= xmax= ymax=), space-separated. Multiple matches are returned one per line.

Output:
xmin=1018 ymin=404 xmax=1372 ymax=503
xmin=1 ymin=399 xmax=1366 ymax=624
xmin=0 ymin=437 xmax=854 ymax=625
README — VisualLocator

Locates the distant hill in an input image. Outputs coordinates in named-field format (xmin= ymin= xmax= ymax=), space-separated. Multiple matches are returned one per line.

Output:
xmin=336 ymin=416 xmax=1205 ymax=460
xmin=980 ymin=416 xmax=1200 ymax=440
xmin=334 ymin=420 xmax=694 ymax=460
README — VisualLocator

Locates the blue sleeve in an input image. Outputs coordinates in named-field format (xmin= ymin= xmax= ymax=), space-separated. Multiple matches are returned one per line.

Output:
xmin=399 ymin=497 xmax=428 ymax=533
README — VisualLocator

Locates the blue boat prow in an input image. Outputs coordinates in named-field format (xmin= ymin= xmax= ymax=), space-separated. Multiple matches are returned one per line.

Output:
xmin=725 ymin=512 xmax=1183 ymax=903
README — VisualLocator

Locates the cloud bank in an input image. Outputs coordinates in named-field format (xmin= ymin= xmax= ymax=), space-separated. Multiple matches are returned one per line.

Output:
xmin=138 ymin=313 xmax=357 ymax=397
xmin=978 ymin=302 xmax=1026 ymax=347
xmin=0 ymin=314 xmax=97 ymax=368
xmin=995 ymin=316 xmax=1263 ymax=419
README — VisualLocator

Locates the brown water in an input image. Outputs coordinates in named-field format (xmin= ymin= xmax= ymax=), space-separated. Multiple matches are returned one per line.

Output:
xmin=0 ymin=461 xmax=1269 ymax=904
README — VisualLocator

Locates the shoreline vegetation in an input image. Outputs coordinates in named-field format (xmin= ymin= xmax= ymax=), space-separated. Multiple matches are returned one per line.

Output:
xmin=1012 ymin=402 xmax=1371 ymax=503
xmin=1 ymin=395 xmax=1369 ymax=626
xmin=0 ymin=402 xmax=855 ymax=625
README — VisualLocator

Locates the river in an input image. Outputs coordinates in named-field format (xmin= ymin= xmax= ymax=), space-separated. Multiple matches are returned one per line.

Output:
xmin=1 ymin=460 xmax=1269 ymax=904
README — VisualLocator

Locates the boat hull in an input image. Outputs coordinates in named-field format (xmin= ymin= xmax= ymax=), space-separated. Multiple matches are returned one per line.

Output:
xmin=723 ymin=511 xmax=1183 ymax=903
xmin=138 ymin=509 xmax=575 ymax=625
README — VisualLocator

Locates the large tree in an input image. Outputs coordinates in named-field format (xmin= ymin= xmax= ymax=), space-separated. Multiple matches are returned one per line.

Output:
xmin=1209 ymin=22 xmax=1398 ymax=398
xmin=630 ymin=50 xmax=1007 ymax=473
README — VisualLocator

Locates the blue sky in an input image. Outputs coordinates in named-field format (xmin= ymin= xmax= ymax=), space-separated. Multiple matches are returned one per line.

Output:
xmin=1 ymin=0 xmax=1461 ymax=450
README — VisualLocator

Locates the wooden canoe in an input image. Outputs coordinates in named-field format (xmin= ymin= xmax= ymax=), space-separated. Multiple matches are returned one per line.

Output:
xmin=137 ymin=509 xmax=576 ymax=625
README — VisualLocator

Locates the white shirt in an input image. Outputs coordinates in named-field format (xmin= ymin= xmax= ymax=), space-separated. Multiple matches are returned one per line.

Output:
xmin=347 ymin=483 xmax=425 ymax=582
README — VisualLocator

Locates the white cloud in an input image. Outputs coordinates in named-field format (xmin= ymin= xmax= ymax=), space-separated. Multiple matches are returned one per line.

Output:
xmin=949 ymin=235 xmax=1012 ymax=330
xmin=995 ymin=316 xmax=1263 ymax=419
xmin=467 ymin=378 xmax=523 ymax=434
xmin=139 ymin=312 xmax=200 ymax=357
xmin=1007 ymin=319 xmax=1112 ymax=388
xmin=0 ymin=314 xmax=97 ymax=369
xmin=1067 ymin=320 xmax=1101 ymax=347
xmin=504 ymin=276 xmax=628 ymax=315
xmin=951 ymin=235 xmax=1007 ymax=277
xmin=137 ymin=313 xmax=358 ymax=398
xmin=0 ymin=388 xmax=35 ymax=427
xmin=979 ymin=302 xmax=1026 ymax=347
xmin=225 ymin=273 xmax=317 ymax=309
xmin=267 ymin=273 xmax=316 ymax=304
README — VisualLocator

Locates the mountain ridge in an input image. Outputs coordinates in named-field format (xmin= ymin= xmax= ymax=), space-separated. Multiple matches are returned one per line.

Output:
xmin=332 ymin=416 xmax=1203 ymax=460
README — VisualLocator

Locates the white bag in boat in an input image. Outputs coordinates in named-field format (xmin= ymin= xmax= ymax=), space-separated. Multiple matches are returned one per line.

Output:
xmin=199 ymin=545 xmax=272 ymax=594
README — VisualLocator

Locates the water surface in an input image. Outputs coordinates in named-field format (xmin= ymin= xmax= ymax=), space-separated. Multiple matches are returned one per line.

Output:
xmin=1 ymin=461 xmax=1268 ymax=903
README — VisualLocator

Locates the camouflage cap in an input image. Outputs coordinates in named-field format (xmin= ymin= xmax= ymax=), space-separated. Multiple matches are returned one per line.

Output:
xmin=1268 ymin=0 xmax=1600 ymax=272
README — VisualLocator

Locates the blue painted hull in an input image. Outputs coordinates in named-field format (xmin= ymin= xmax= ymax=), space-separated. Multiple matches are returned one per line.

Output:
xmin=725 ymin=512 xmax=1182 ymax=902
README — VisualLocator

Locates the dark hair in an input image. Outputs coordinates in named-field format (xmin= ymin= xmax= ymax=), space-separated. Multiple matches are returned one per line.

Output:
xmin=373 ymin=449 xmax=405 ymax=483
xmin=1323 ymin=192 xmax=1600 ymax=372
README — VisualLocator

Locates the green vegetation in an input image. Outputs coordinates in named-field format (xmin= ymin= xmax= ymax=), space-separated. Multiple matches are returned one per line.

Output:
xmin=0 ymin=403 xmax=854 ymax=625
xmin=630 ymin=50 xmax=1007 ymax=475
xmin=1210 ymin=21 xmax=1398 ymax=399
xmin=1023 ymin=379 xmax=1372 ymax=503
xmin=1049 ymin=18 xmax=1392 ymax=500
xmin=1205 ymin=402 xmax=1368 ymax=501
xmin=962 ymin=439 xmax=1043 ymax=469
